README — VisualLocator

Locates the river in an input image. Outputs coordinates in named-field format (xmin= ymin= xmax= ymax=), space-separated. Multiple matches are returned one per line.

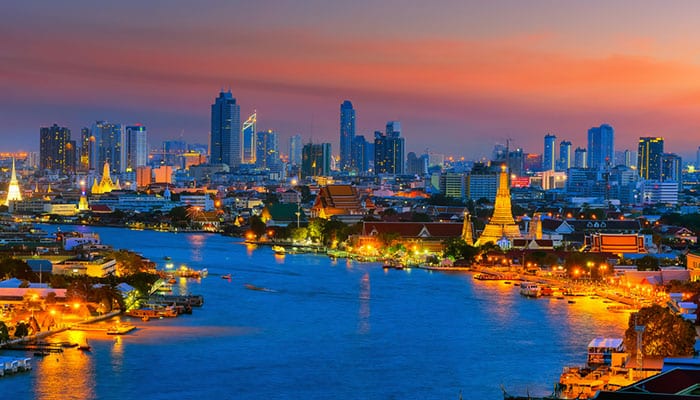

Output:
xmin=2 ymin=225 xmax=629 ymax=399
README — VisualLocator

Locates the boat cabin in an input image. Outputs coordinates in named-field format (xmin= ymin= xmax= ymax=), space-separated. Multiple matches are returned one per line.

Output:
xmin=587 ymin=337 xmax=625 ymax=367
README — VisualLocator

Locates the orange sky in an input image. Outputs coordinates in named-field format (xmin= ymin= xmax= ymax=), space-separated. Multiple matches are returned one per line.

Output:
xmin=2 ymin=1 xmax=700 ymax=161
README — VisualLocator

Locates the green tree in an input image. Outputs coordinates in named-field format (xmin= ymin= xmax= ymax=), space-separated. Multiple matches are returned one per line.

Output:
xmin=442 ymin=238 xmax=479 ymax=264
xmin=249 ymin=215 xmax=267 ymax=238
xmin=0 ymin=321 xmax=9 ymax=342
xmin=290 ymin=227 xmax=308 ymax=242
xmin=307 ymin=218 xmax=325 ymax=243
xmin=636 ymin=255 xmax=660 ymax=271
xmin=624 ymin=305 xmax=696 ymax=357
xmin=0 ymin=257 xmax=36 ymax=281
xmin=14 ymin=321 xmax=29 ymax=338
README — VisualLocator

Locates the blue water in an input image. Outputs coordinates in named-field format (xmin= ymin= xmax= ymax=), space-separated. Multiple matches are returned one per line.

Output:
xmin=2 ymin=226 xmax=628 ymax=399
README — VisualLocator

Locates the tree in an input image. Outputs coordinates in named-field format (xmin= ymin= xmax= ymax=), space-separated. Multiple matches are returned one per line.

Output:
xmin=442 ymin=238 xmax=479 ymax=264
xmin=0 ymin=321 xmax=9 ymax=342
xmin=249 ymin=215 xmax=267 ymax=239
xmin=624 ymin=305 xmax=696 ymax=357
xmin=636 ymin=255 xmax=660 ymax=271
xmin=0 ymin=257 xmax=36 ymax=281
xmin=14 ymin=321 xmax=29 ymax=338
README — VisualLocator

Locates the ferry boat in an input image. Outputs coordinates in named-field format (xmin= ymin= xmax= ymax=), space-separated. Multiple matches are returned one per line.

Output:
xmin=519 ymin=282 xmax=541 ymax=298
xmin=106 ymin=323 xmax=136 ymax=335
xmin=272 ymin=245 xmax=286 ymax=255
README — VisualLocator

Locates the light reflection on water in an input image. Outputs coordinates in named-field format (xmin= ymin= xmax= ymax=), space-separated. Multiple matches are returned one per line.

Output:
xmin=2 ymin=226 xmax=636 ymax=400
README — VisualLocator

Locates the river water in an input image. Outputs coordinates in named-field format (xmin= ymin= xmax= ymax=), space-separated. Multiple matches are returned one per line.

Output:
xmin=2 ymin=226 xmax=629 ymax=399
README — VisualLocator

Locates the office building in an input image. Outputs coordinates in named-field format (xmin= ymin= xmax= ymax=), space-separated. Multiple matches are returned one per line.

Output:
xmin=587 ymin=124 xmax=614 ymax=170
xmin=637 ymin=137 xmax=664 ymax=180
xmin=125 ymin=125 xmax=148 ymax=172
xmin=374 ymin=121 xmax=405 ymax=175
xmin=242 ymin=112 xmax=257 ymax=164
xmin=339 ymin=100 xmax=355 ymax=171
xmin=91 ymin=120 xmax=125 ymax=174
xmin=543 ymin=133 xmax=556 ymax=171
xmin=301 ymin=142 xmax=331 ymax=178
xmin=661 ymin=153 xmax=682 ymax=183
xmin=255 ymin=130 xmax=280 ymax=170
xmin=574 ymin=147 xmax=587 ymax=168
xmin=352 ymin=135 xmax=370 ymax=173
xmin=39 ymin=124 xmax=71 ymax=174
xmin=558 ymin=140 xmax=572 ymax=171
xmin=210 ymin=90 xmax=241 ymax=167
xmin=289 ymin=134 xmax=302 ymax=166
xmin=406 ymin=152 xmax=428 ymax=176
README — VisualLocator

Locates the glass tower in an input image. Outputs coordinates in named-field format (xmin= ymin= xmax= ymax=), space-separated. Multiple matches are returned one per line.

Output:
xmin=339 ymin=100 xmax=355 ymax=171
xmin=210 ymin=90 xmax=241 ymax=168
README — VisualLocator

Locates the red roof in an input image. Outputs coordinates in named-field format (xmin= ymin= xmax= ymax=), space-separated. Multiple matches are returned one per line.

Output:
xmin=362 ymin=222 xmax=462 ymax=238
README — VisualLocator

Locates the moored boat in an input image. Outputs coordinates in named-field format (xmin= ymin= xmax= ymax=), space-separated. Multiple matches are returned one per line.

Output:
xmin=519 ymin=282 xmax=541 ymax=298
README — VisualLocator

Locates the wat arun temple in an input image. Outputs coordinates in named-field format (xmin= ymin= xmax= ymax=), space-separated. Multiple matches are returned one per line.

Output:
xmin=476 ymin=164 xmax=522 ymax=246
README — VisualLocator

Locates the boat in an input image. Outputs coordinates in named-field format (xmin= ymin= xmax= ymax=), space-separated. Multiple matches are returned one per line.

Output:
xmin=606 ymin=305 xmax=638 ymax=313
xmin=78 ymin=340 xmax=91 ymax=352
xmin=244 ymin=283 xmax=276 ymax=292
xmin=272 ymin=245 xmax=286 ymax=255
xmin=106 ymin=323 xmax=136 ymax=335
xmin=519 ymin=282 xmax=541 ymax=298
xmin=474 ymin=273 xmax=502 ymax=280
xmin=222 ymin=273 xmax=231 ymax=280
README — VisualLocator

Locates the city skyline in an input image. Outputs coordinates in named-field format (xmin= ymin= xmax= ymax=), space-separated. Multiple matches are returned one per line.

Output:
xmin=3 ymin=2 xmax=700 ymax=161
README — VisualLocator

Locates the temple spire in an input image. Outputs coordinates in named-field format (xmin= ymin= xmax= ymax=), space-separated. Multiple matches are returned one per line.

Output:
xmin=476 ymin=164 xmax=521 ymax=246
xmin=462 ymin=210 xmax=474 ymax=246
xmin=4 ymin=158 xmax=22 ymax=206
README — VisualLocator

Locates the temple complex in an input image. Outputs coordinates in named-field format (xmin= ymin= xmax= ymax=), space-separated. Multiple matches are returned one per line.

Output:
xmin=4 ymin=158 xmax=23 ymax=206
xmin=91 ymin=162 xmax=120 ymax=194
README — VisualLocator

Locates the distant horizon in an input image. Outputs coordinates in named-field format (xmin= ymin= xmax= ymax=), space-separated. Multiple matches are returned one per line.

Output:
xmin=3 ymin=2 xmax=700 ymax=162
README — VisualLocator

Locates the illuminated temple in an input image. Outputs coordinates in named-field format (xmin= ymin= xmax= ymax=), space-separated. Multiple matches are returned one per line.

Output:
xmin=4 ymin=158 xmax=22 ymax=206
xmin=477 ymin=165 xmax=521 ymax=246
xmin=91 ymin=162 xmax=120 ymax=195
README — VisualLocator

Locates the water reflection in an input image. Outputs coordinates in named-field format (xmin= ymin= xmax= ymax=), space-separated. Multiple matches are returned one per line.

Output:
xmin=35 ymin=330 xmax=95 ymax=400
xmin=186 ymin=234 xmax=207 ymax=262
xmin=358 ymin=273 xmax=371 ymax=334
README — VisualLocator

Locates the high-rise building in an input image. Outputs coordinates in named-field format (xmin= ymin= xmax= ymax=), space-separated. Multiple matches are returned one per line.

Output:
xmin=661 ymin=153 xmax=682 ymax=183
xmin=339 ymin=100 xmax=355 ymax=171
xmin=125 ymin=125 xmax=148 ymax=172
xmin=79 ymin=127 xmax=91 ymax=172
xmin=289 ymin=134 xmax=302 ymax=166
xmin=574 ymin=147 xmax=587 ymax=168
xmin=406 ymin=152 xmax=428 ymax=176
xmin=39 ymin=124 xmax=71 ymax=174
xmin=439 ymin=172 xmax=466 ymax=199
xmin=255 ymin=130 xmax=280 ymax=170
xmin=301 ymin=142 xmax=331 ymax=178
xmin=210 ymin=90 xmax=241 ymax=167
xmin=558 ymin=140 xmax=572 ymax=171
xmin=587 ymin=124 xmax=614 ymax=170
xmin=242 ymin=112 xmax=257 ymax=164
xmin=374 ymin=121 xmax=405 ymax=175
xmin=637 ymin=137 xmax=664 ymax=180
xmin=543 ymin=134 xmax=556 ymax=171
xmin=352 ymin=135 xmax=369 ymax=173
xmin=91 ymin=121 xmax=125 ymax=174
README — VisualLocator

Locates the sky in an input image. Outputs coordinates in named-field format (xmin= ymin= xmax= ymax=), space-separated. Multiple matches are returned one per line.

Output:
xmin=3 ymin=0 xmax=700 ymax=162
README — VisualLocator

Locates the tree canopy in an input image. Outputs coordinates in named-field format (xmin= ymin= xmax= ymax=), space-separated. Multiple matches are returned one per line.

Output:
xmin=623 ymin=305 xmax=696 ymax=358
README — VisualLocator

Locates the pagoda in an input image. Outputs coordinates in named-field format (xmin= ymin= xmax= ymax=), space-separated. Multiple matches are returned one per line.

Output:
xmin=91 ymin=162 xmax=120 ymax=194
xmin=461 ymin=210 xmax=474 ymax=246
xmin=476 ymin=165 xmax=521 ymax=245
xmin=4 ymin=158 xmax=23 ymax=206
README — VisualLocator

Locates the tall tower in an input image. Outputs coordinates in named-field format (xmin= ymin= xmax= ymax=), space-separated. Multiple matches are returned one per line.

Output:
xmin=39 ymin=124 xmax=71 ymax=174
xmin=543 ymin=133 xmax=556 ymax=171
xmin=255 ymin=130 xmax=280 ymax=170
xmin=91 ymin=121 xmax=125 ymax=174
xmin=289 ymin=134 xmax=302 ymax=166
xmin=339 ymin=100 xmax=356 ymax=171
xmin=302 ymin=142 xmax=332 ymax=178
xmin=477 ymin=165 xmax=521 ymax=245
xmin=210 ymin=90 xmax=241 ymax=168
xmin=574 ymin=147 xmax=587 ymax=168
xmin=559 ymin=140 xmax=572 ymax=170
xmin=4 ymin=158 xmax=22 ymax=206
xmin=374 ymin=122 xmax=405 ymax=175
xmin=242 ymin=112 xmax=257 ymax=164
xmin=461 ymin=211 xmax=474 ymax=246
xmin=125 ymin=125 xmax=147 ymax=172
xmin=587 ymin=124 xmax=614 ymax=170
xmin=637 ymin=137 xmax=664 ymax=180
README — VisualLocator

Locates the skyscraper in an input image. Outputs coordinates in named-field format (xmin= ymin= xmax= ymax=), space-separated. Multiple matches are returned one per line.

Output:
xmin=374 ymin=121 xmax=405 ymax=175
xmin=661 ymin=153 xmax=682 ymax=183
xmin=543 ymin=133 xmax=556 ymax=171
xmin=352 ymin=135 xmax=369 ymax=173
xmin=637 ymin=137 xmax=664 ymax=180
xmin=574 ymin=147 xmax=587 ymax=168
xmin=289 ymin=134 xmax=302 ymax=166
xmin=302 ymin=142 xmax=332 ymax=178
xmin=91 ymin=121 xmax=125 ymax=174
xmin=79 ymin=127 xmax=91 ymax=172
xmin=558 ymin=140 xmax=572 ymax=171
xmin=125 ymin=125 xmax=148 ymax=172
xmin=39 ymin=124 xmax=71 ymax=174
xmin=210 ymin=90 xmax=241 ymax=168
xmin=587 ymin=124 xmax=614 ymax=170
xmin=255 ymin=130 xmax=280 ymax=170
xmin=339 ymin=100 xmax=355 ymax=171
xmin=242 ymin=112 xmax=257 ymax=164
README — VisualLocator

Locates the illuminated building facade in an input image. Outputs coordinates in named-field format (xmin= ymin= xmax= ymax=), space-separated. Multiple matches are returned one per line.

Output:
xmin=125 ymin=125 xmax=147 ymax=172
xmin=301 ymin=142 xmax=331 ymax=178
xmin=543 ymin=133 xmax=556 ymax=171
xmin=374 ymin=121 xmax=404 ymax=175
xmin=587 ymin=123 xmax=614 ymax=171
xmin=637 ymin=137 xmax=663 ymax=180
xmin=39 ymin=124 xmax=71 ymax=174
xmin=242 ymin=112 xmax=257 ymax=164
xmin=339 ymin=100 xmax=355 ymax=171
